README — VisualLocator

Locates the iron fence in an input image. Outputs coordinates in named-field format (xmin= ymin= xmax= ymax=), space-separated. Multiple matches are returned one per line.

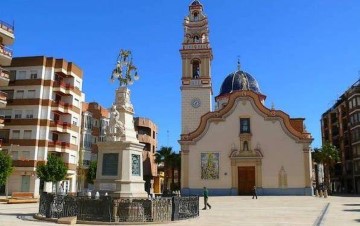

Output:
xmin=38 ymin=193 xmax=198 ymax=223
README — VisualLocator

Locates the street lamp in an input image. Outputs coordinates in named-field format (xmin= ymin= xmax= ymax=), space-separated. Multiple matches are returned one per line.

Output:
xmin=6 ymin=144 xmax=19 ymax=199
xmin=110 ymin=49 xmax=139 ymax=86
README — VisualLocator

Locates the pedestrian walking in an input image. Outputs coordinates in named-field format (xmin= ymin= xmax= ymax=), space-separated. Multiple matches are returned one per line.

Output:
xmin=252 ymin=186 xmax=257 ymax=199
xmin=202 ymin=187 xmax=212 ymax=210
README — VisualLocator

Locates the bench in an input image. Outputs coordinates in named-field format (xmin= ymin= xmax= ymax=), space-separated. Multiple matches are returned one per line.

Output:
xmin=11 ymin=192 xmax=34 ymax=199
xmin=7 ymin=192 xmax=38 ymax=204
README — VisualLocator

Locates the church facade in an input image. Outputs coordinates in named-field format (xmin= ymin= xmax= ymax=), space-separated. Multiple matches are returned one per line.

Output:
xmin=179 ymin=1 xmax=313 ymax=196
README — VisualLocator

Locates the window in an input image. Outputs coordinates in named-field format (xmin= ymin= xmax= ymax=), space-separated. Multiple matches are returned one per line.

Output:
xmin=240 ymin=118 xmax=251 ymax=133
xmin=12 ymin=130 xmax=20 ymax=139
xmin=14 ymin=110 xmax=22 ymax=119
xmin=12 ymin=151 xmax=18 ymax=160
xmin=74 ymin=98 xmax=80 ymax=107
xmin=350 ymin=100 xmax=353 ymax=109
xmin=193 ymin=11 xmax=199 ymax=21
xmin=75 ymin=80 xmax=81 ymax=89
xmin=70 ymin=155 xmax=76 ymax=164
xmin=72 ymin=116 xmax=78 ymax=126
xmin=71 ymin=135 xmax=77 ymax=144
xmin=30 ymin=71 xmax=38 ymax=79
xmin=15 ymin=90 xmax=24 ymax=99
xmin=23 ymin=130 xmax=32 ymax=139
xmin=25 ymin=110 xmax=34 ymax=119
xmin=27 ymin=90 xmax=36 ymax=98
xmin=192 ymin=60 xmax=200 ymax=78
xmin=193 ymin=35 xmax=200 ymax=43
xmin=17 ymin=71 xmax=26 ymax=80
xmin=21 ymin=151 xmax=30 ymax=160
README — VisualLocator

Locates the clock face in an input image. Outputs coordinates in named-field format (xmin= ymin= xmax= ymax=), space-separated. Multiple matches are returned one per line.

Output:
xmin=191 ymin=98 xmax=201 ymax=108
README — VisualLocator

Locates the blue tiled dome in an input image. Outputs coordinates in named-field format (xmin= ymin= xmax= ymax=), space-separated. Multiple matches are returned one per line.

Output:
xmin=219 ymin=70 xmax=261 ymax=96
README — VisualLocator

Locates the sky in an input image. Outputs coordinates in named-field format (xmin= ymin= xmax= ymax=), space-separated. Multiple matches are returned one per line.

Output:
xmin=1 ymin=0 xmax=360 ymax=151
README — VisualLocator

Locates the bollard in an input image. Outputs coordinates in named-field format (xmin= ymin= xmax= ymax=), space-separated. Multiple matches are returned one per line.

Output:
xmin=319 ymin=190 xmax=323 ymax=198
xmin=315 ymin=189 xmax=319 ymax=197
xmin=324 ymin=190 xmax=328 ymax=198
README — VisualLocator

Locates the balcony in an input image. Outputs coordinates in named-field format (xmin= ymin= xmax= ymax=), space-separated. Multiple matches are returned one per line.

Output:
xmin=50 ymin=121 xmax=72 ymax=134
xmin=12 ymin=160 xmax=37 ymax=168
xmin=48 ymin=141 xmax=71 ymax=152
xmin=0 ymin=90 xmax=7 ymax=108
xmin=0 ymin=19 xmax=14 ymax=46
xmin=0 ymin=45 xmax=13 ymax=66
xmin=51 ymin=101 xmax=79 ymax=114
xmin=53 ymin=81 xmax=81 ymax=96
xmin=0 ymin=116 xmax=4 ymax=128
xmin=0 ymin=68 xmax=9 ymax=86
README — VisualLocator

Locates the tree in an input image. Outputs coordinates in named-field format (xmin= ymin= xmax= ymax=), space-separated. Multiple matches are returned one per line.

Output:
xmin=169 ymin=153 xmax=181 ymax=191
xmin=318 ymin=142 xmax=339 ymax=193
xmin=0 ymin=151 xmax=13 ymax=186
xmin=311 ymin=148 xmax=322 ymax=189
xmin=155 ymin=146 xmax=174 ymax=193
xmin=36 ymin=154 xmax=68 ymax=193
xmin=86 ymin=161 xmax=97 ymax=184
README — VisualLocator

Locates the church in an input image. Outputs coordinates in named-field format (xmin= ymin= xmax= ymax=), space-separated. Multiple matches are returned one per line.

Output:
xmin=179 ymin=1 xmax=313 ymax=196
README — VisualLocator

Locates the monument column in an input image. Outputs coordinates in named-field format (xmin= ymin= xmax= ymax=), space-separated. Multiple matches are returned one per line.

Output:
xmin=94 ymin=50 xmax=147 ymax=199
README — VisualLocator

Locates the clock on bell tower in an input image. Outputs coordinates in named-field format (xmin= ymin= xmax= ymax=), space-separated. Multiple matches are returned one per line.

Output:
xmin=180 ymin=0 xmax=213 ymax=134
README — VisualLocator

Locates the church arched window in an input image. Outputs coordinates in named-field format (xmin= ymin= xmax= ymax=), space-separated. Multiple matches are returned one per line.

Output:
xmin=193 ymin=35 xmax=200 ymax=43
xmin=192 ymin=60 xmax=200 ymax=79
xmin=193 ymin=11 xmax=199 ymax=21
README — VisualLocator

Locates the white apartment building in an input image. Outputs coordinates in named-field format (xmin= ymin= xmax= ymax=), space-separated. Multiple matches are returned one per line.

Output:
xmin=0 ymin=19 xmax=14 ymax=143
xmin=0 ymin=56 xmax=84 ymax=197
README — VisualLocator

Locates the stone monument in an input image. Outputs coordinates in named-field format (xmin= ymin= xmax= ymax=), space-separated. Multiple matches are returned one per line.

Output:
xmin=94 ymin=50 xmax=147 ymax=198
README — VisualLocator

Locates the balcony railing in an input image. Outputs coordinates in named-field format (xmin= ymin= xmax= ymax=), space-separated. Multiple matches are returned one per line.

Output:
xmin=53 ymin=81 xmax=81 ymax=95
xmin=0 ymin=20 xmax=14 ymax=33
xmin=0 ymin=45 xmax=13 ymax=58
xmin=48 ymin=141 xmax=71 ymax=148
xmin=0 ymin=68 xmax=9 ymax=80
xmin=0 ymin=90 xmax=8 ymax=101
xmin=52 ymin=121 xmax=71 ymax=128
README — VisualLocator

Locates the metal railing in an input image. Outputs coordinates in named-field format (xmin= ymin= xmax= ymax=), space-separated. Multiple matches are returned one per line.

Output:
xmin=38 ymin=193 xmax=199 ymax=223
xmin=0 ymin=20 xmax=14 ymax=33
xmin=0 ymin=45 xmax=13 ymax=57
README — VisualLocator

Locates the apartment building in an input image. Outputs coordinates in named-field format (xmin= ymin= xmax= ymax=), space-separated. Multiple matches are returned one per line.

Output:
xmin=321 ymin=79 xmax=360 ymax=194
xmin=0 ymin=19 xmax=14 ymax=144
xmin=0 ymin=56 xmax=84 ymax=197
xmin=134 ymin=117 xmax=158 ymax=194
xmin=79 ymin=102 xmax=109 ymax=189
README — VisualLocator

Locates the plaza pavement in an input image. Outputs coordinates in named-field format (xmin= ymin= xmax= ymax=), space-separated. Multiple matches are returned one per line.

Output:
xmin=0 ymin=195 xmax=359 ymax=226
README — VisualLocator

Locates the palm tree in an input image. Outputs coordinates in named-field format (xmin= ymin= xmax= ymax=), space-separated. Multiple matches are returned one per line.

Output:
xmin=311 ymin=148 xmax=322 ymax=190
xmin=155 ymin=146 xmax=173 ymax=193
xmin=169 ymin=152 xmax=181 ymax=191
xmin=319 ymin=142 xmax=340 ymax=193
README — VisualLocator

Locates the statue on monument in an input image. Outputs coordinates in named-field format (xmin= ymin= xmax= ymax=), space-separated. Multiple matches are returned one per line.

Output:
xmin=105 ymin=104 xmax=125 ymax=141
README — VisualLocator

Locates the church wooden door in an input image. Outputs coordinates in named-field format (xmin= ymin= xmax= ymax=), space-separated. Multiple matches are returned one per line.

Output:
xmin=238 ymin=166 xmax=255 ymax=195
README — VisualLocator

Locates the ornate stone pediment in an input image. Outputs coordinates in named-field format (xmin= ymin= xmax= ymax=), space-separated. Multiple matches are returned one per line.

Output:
xmin=229 ymin=147 xmax=263 ymax=159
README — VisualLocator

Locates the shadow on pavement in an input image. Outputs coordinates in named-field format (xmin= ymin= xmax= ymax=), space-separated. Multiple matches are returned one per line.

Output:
xmin=343 ymin=204 xmax=360 ymax=206
xmin=343 ymin=209 xmax=360 ymax=212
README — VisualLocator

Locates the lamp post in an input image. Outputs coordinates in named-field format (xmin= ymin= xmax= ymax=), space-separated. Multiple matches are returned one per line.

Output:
xmin=6 ymin=144 xmax=19 ymax=199
xmin=110 ymin=49 xmax=139 ymax=86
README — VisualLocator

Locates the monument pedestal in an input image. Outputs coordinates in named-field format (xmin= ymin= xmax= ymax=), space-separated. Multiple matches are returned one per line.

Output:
xmin=94 ymin=87 xmax=147 ymax=199
xmin=95 ymin=141 xmax=147 ymax=199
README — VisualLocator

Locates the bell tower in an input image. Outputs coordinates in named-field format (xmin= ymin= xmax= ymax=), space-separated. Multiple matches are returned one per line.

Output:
xmin=180 ymin=0 xmax=213 ymax=134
